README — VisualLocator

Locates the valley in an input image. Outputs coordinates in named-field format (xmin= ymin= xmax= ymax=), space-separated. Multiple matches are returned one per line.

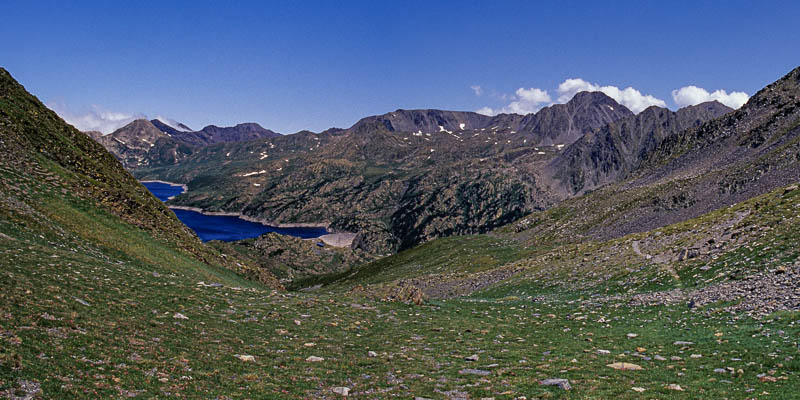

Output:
xmin=1 ymin=60 xmax=799 ymax=399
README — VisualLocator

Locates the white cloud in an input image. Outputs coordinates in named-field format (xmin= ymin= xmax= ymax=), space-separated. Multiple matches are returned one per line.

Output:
xmin=470 ymin=85 xmax=483 ymax=96
xmin=477 ymin=78 xmax=667 ymax=116
xmin=557 ymin=78 xmax=666 ymax=113
xmin=476 ymin=106 xmax=496 ymax=116
xmin=506 ymin=87 xmax=552 ymax=114
xmin=671 ymin=86 xmax=749 ymax=109
xmin=154 ymin=115 xmax=192 ymax=132
xmin=47 ymin=103 xmax=145 ymax=134
xmin=476 ymin=87 xmax=552 ymax=116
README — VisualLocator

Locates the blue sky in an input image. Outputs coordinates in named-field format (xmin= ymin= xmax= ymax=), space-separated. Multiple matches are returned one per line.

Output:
xmin=2 ymin=1 xmax=798 ymax=133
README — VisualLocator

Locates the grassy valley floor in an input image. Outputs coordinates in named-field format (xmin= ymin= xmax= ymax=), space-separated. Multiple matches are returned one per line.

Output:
xmin=2 ymin=240 xmax=798 ymax=398
xmin=2 ymin=183 xmax=799 ymax=398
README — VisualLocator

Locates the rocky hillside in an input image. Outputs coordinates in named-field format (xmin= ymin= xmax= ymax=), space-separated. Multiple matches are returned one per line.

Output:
xmin=306 ymin=67 xmax=800 ymax=322
xmin=508 ymin=66 xmax=800 ymax=247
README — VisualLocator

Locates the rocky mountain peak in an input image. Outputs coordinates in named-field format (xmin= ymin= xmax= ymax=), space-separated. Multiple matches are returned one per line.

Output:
xmin=111 ymin=119 xmax=169 ymax=142
xmin=566 ymin=91 xmax=619 ymax=107
xmin=350 ymin=109 xmax=493 ymax=134
xmin=513 ymin=91 xmax=634 ymax=146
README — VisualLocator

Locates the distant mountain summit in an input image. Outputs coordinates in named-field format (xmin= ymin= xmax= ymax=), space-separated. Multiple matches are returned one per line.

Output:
xmin=514 ymin=91 xmax=635 ymax=145
xmin=350 ymin=92 xmax=634 ymax=147
xmin=90 ymin=119 xmax=282 ymax=168
xmin=93 ymin=119 xmax=193 ymax=169
xmin=351 ymin=109 xmax=494 ymax=134
xmin=175 ymin=122 xmax=281 ymax=147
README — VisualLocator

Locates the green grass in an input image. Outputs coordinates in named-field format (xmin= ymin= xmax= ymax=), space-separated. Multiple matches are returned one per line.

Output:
xmin=3 ymin=237 xmax=797 ymax=398
xmin=4 ymin=168 xmax=800 ymax=398
xmin=293 ymin=234 xmax=528 ymax=291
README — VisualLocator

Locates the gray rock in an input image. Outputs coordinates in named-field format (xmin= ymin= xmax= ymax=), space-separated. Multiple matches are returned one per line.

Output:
xmin=458 ymin=368 xmax=490 ymax=376
xmin=74 ymin=297 xmax=90 ymax=307
xmin=2 ymin=379 xmax=41 ymax=400
xmin=540 ymin=378 xmax=571 ymax=390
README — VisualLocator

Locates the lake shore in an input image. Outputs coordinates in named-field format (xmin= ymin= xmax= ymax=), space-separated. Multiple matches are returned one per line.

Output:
xmin=167 ymin=205 xmax=332 ymax=230
xmin=141 ymin=180 xmax=349 ymax=243
xmin=139 ymin=180 xmax=189 ymax=192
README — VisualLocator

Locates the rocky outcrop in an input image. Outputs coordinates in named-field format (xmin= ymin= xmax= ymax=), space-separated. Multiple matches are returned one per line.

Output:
xmin=548 ymin=101 xmax=732 ymax=195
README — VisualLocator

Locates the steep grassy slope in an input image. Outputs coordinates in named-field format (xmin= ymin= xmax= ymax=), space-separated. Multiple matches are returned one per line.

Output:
xmin=0 ymin=68 xmax=279 ymax=283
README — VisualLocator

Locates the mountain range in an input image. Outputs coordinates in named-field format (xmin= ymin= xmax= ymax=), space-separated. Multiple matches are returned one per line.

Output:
xmin=121 ymin=92 xmax=731 ymax=253
xmin=91 ymin=118 xmax=281 ymax=169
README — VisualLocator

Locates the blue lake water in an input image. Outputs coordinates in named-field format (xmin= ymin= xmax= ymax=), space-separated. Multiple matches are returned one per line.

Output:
xmin=142 ymin=181 xmax=328 ymax=242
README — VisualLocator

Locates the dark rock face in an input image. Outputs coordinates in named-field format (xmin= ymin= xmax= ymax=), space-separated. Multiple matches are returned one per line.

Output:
xmin=548 ymin=101 xmax=733 ymax=195
xmin=351 ymin=109 xmax=494 ymax=134
xmin=512 ymin=91 xmax=635 ymax=146
xmin=389 ymin=170 xmax=534 ymax=250
xmin=171 ymin=123 xmax=281 ymax=147
xmin=150 ymin=119 xmax=193 ymax=136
